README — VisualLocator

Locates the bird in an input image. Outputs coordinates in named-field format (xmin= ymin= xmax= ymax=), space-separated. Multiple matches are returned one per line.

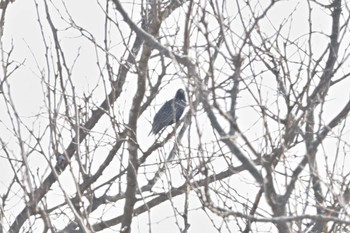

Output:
xmin=149 ymin=88 xmax=186 ymax=135
xmin=56 ymin=153 xmax=67 ymax=173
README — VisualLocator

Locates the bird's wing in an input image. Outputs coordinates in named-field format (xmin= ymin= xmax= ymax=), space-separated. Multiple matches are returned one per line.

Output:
xmin=149 ymin=100 xmax=175 ymax=134
xmin=154 ymin=100 xmax=175 ymax=124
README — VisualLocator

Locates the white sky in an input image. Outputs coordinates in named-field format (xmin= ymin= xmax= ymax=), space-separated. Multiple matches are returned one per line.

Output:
xmin=0 ymin=0 xmax=349 ymax=232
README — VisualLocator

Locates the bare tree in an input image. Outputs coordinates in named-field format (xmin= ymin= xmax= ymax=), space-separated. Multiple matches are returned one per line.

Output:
xmin=0 ymin=0 xmax=350 ymax=232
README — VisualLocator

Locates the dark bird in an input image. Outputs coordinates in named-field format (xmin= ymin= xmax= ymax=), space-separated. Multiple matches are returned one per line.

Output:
xmin=56 ymin=153 xmax=67 ymax=173
xmin=149 ymin=89 xmax=186 ymax=135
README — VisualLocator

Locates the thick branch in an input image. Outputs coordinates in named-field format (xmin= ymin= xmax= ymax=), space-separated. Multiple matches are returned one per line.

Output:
xmin=111 ymin=0 xmax=192 ymax=67
xmin=8 ymin=28 xmax=144 ymax=233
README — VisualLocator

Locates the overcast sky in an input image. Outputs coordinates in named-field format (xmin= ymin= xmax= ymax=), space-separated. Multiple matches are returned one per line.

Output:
xmin=1 ymin=0 xmax=350 ymax=232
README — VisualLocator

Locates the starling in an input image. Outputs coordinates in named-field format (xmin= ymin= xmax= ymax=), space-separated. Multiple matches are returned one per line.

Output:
xmin=149 ymin=89 xmax=186 ymax=135
xmin=56 ymin=153 xmax=67 ymax=173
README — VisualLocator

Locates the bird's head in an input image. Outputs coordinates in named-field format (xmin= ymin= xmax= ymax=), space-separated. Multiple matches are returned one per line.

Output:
xmin=175 ymin=89 xmax=186 ymax=102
